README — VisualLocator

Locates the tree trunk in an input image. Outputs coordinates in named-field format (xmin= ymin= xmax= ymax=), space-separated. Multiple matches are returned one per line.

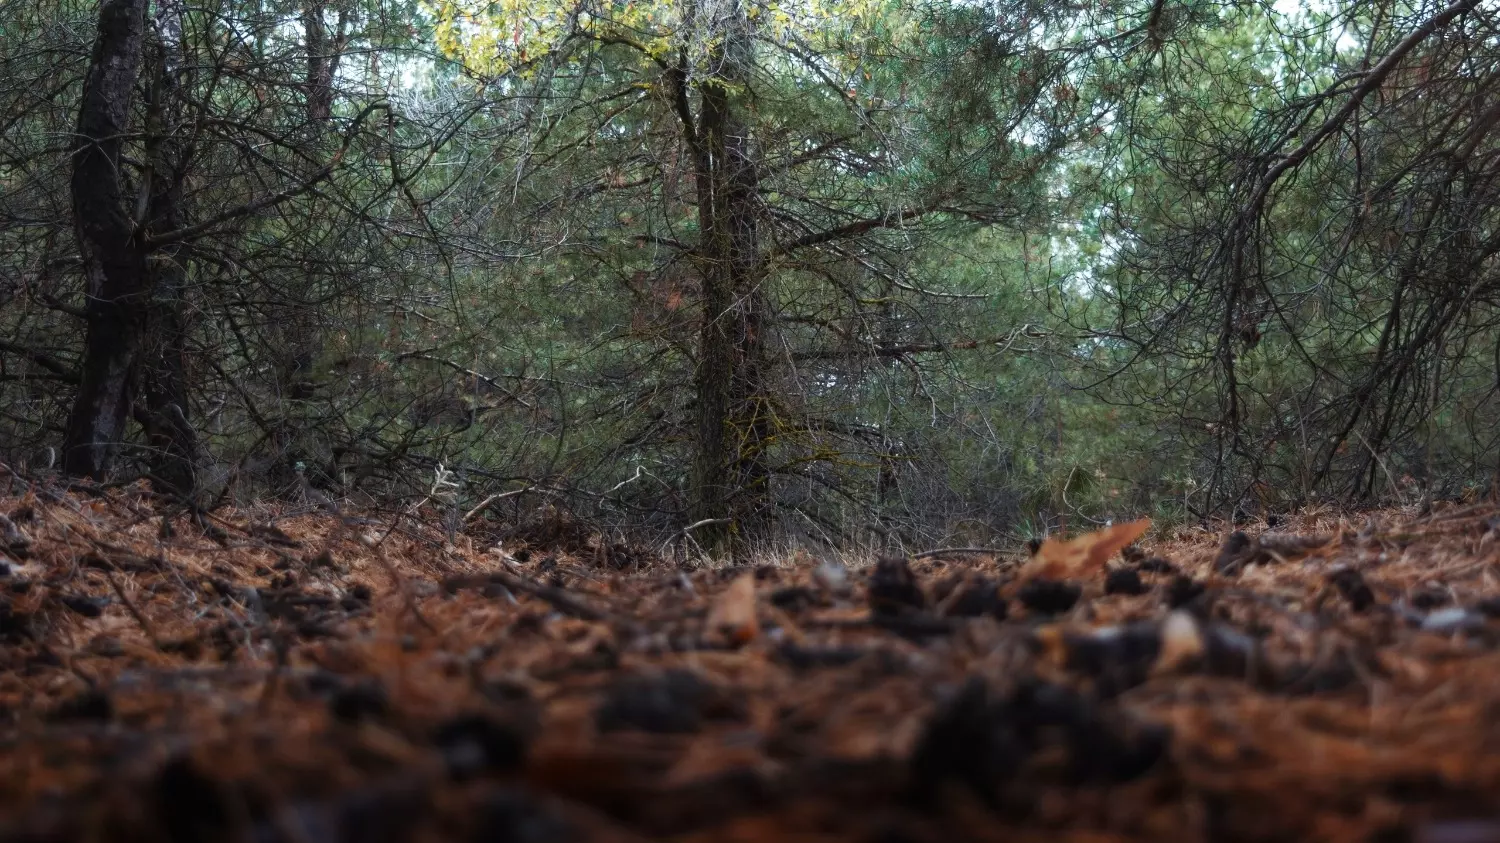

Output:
xmin=260 ymin=0 xmax=349 ymax=490
xmin=688 ymin=0 xmax=771 ymax=551
xmin=303 ymin=0 xmax=348 ymax=124
xmin=139 ymin=0 xmax=199 ymax=495
xmin=62 ymin=0 xmax=150 ymax=481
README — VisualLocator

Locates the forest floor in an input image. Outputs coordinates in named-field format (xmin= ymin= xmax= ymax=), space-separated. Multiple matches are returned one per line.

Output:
xmin=3 ymin=474 xmax=1500 ymax=842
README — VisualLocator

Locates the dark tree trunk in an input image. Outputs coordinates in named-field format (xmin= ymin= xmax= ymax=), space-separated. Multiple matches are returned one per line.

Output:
xmin=303 ymin=0 xmax=348 ymax=124
xmin=62 ymin=0 xmax=150 ymax=481
xmin=138 ymin=0 xmax=199 ymax=495
xmin=688 ymin=0 xmax=771 ymax=551
xmin=258 ymin=0 xmax=349 ymax=490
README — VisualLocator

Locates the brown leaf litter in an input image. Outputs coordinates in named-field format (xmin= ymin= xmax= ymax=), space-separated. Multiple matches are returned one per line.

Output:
xmin=5 ymin=477 xmax=1500 ymax=842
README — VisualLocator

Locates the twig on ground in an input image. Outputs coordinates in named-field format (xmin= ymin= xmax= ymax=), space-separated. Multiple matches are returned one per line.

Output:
xmin=911 ymin=547 xmax=999 ymax=560
xmin=443 ymin=569 xmax=631 ymax=630
xmin=103 ymin=570 xmax=162 ymax=649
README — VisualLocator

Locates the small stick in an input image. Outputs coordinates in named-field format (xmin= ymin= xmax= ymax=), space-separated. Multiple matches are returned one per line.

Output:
xmin=444 ymin=570 xmax=632 ymax=630
xmin=463 ymin=488 xmax=529 ymax=524
xmin=364 ymin=534 xmax=438 ymax=635
xmin=911 ymin=547 xmax=1001 ymax=560
xmin=103 ymin=570 xmax=162 ymax=649
xmin=681 ymin=517 xmax=730 ymax=535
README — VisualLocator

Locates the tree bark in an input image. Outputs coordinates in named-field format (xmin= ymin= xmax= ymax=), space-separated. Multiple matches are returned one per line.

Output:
xmin=62 ymin=0 xmax=150 ymax=481
xmin=139 ymin=0 xmax=200 ymax=495
xmin=303 ymin=0 xmax=348 ymax=123
xmin=688 ymin=0 xmax=771 ymax=551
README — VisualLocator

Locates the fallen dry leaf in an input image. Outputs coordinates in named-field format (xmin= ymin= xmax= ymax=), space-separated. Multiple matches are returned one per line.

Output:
xmin=1023 ymin=518 xmax=1152 ymax=581
xmin=705 ymin=571 xmax=759 ymax=646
